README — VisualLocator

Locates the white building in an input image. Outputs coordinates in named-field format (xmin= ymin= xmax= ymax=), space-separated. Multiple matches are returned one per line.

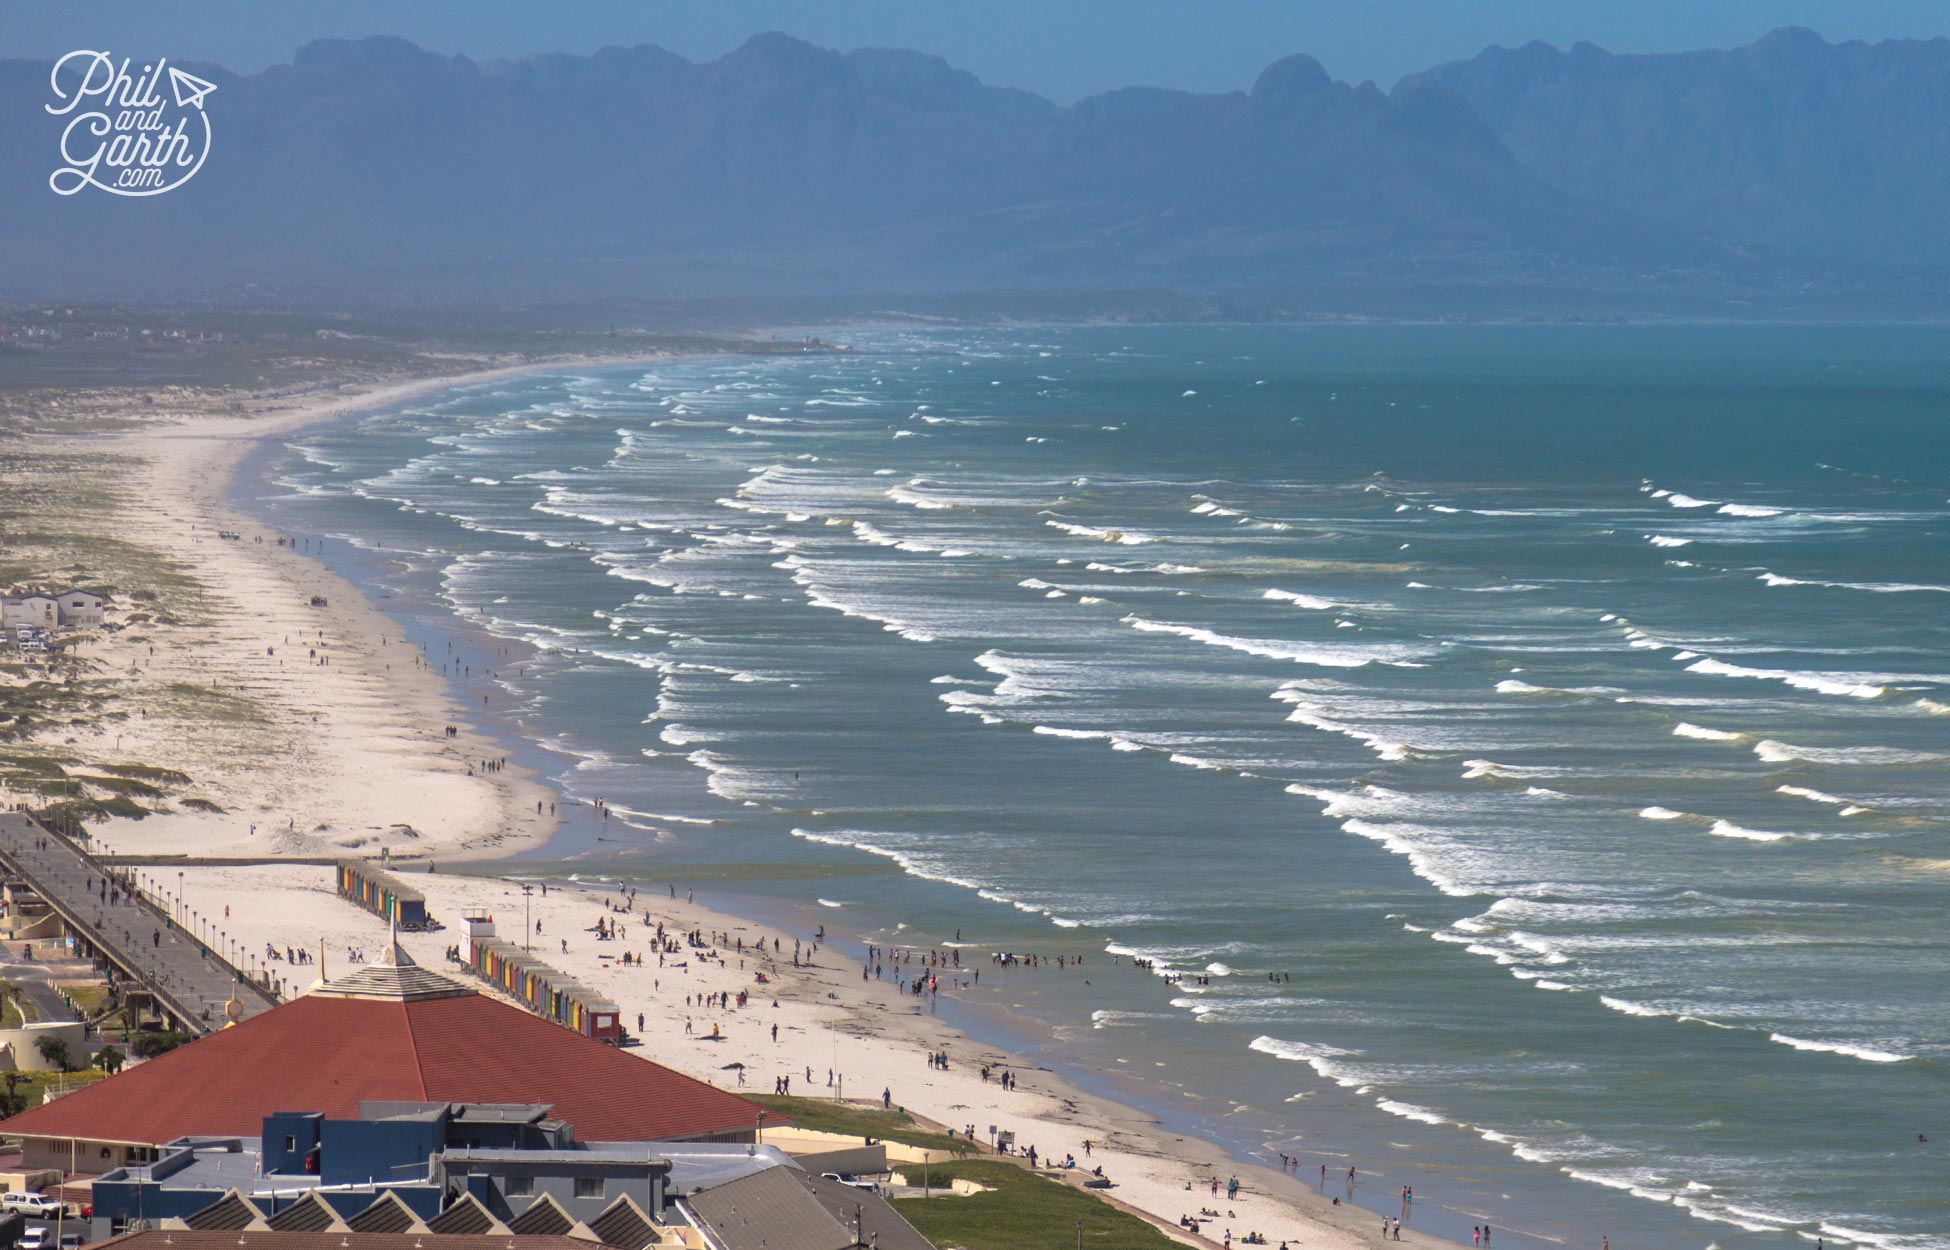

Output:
xmin=55 ymin=589 xmax=106 ymax=628
xmin=0 ymin=596 xmax=58 ymax=631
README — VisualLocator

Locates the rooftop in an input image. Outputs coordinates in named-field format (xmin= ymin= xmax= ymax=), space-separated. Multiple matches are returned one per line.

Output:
xmin=95 ymin=1231 xmax=616 ymax=1250
xmin=0 ymin=947 xmax=778 ymax=1146
xmin=683 ymin=1167 xmax=937 ymax=1250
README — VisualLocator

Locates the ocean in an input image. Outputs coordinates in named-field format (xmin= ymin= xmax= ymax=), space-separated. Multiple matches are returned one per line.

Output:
xmin=253 ymin=325 xmax=1950 ymax=1250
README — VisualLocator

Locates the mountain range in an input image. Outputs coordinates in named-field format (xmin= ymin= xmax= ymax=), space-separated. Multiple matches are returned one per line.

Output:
xmin=1 ymin=27 xmax=1946 ymax=304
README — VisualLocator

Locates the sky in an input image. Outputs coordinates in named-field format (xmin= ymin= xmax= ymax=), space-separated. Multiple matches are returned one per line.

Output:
xmin=11 ymin=0 xmax=1950 ymax=97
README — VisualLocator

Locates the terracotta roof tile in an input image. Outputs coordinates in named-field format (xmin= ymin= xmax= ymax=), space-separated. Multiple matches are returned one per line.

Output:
xmin=0 ymin=991 xmax=776 ymax=1146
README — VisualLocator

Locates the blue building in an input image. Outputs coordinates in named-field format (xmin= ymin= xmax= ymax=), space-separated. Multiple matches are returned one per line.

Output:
xmin=88 ymin=1101 xmax=799 ymax=1245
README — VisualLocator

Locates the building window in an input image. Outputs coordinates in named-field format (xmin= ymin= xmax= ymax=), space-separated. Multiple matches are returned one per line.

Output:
xmin=285 ymin=1137 xmax=297 ymax=1152
xmin=506 ymin=1176 xmax=534 ymax=1197
xmin=574 ymin=1178 xmax=604 ymax=1199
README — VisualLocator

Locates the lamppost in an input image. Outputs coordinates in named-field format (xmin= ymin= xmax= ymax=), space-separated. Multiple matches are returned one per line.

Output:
xmin=177 ymin=870 xmax=184 ymax=925
xmin=522 ymin=883 xmax=534 ymax=951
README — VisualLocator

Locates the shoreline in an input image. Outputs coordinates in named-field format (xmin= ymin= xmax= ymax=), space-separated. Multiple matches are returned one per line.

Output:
xmin=84 ymin=353 xmax=1457 ymax=1250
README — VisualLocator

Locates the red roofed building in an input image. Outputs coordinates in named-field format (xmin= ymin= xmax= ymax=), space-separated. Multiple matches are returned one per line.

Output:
xmin=1 ymin=941 xmax=777 ymax=1175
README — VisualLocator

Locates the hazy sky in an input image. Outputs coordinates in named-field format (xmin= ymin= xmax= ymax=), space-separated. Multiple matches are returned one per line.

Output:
xmin=13 ymin=0 xmax=1950 ymax=97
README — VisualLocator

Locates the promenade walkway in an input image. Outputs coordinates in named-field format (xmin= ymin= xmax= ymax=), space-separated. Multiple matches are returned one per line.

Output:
xmin=0 ymin=813 xmax=279 ymax=1034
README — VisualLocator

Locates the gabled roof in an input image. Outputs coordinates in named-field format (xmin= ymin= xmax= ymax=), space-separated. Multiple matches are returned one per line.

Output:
xmin=505 ymin=1194 xmax=589 ymax=1240
xmin=93 ymin=1233 xmax=620 ymax=1250
xmin=427 ymin=1194 xmax=507 ymax=1236
xmin=587 ymin=1195 xmax=659 ymax=1250
xmin=683 ymin=1167 xmax=937 ymax=1250
xmin=182 ymin=1190 xmax=265 ymax=1231
xmin=264 ymin=1192 xmax=348 ymax=1233
xmin=0 ymin=977 xmax=775 ymax=1145
xmin=344 ymin=1191 xmax=425 ymax=1235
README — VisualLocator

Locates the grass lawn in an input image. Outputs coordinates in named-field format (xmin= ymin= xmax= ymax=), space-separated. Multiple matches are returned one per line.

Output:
xmin=747 ymin=1095 xmax=976 ymax=1156
xmin=0 ymin=980 xmax=31 ymax=1028
xmin=890 ymin=1159 xmax=1184 ymax=1250
xmin=61 ymin=982 xmax=108 ymax=1017
xmin=0 ymin=1067 xmax=112 ymax=1116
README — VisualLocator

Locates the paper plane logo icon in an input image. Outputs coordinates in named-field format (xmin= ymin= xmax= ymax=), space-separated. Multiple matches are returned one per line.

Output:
xmin=168 ymin=65 xmax=217 ymax=110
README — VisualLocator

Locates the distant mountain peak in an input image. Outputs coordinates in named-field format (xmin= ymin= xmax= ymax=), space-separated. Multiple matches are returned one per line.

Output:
xmin=292 ymin=35 xmax=468 ymax=74
xmin=1252 ymin=53 xmax=1333 ymax=101
xmin=1405 ymin=26 xmax=1950 ymax=265
xmin=715 ymin=29 xmax=852 ymax=90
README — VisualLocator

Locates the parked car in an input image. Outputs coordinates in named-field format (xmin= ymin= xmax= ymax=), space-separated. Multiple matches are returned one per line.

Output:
xmin=58 ymin=1232 xmax=81 ymax=1250
xmin=3 ymin=1194 xmax=65 ymax=1217
xmin=18 ymin=1227 xmax=50 ymax=1250
xmin=820 ymin=1172 xmax=878 ymax=1191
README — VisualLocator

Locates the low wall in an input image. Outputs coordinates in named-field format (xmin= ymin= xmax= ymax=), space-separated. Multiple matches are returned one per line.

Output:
xmin=0 ymin=1021 xmax=88 ymax=1073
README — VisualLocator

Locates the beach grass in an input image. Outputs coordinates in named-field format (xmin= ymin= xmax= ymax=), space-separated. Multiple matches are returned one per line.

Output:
xmin=61 ymin=983 xmax=108 ymax=1017
xmin=748 ymin=1094 xmax=977 ymax=1156
xmin=889 ymin=1159 xmax=1184 ymax=1250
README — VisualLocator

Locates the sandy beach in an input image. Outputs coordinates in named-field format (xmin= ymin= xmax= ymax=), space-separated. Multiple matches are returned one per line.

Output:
xmin=11 ymin=359 xmax=1455 ymax=1250
xmin=179 ymin=863 xmax=1439 ymax=1250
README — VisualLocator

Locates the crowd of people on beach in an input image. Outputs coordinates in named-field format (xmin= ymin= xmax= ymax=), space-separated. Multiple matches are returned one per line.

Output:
xmin=428 ymin=880 xmax=1492 ymax=1250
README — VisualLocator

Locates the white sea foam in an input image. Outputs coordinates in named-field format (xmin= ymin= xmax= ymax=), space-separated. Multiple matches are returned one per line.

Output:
xmin=1685 ymin=657 xmax=1887 ymax=699
xmin=1340 ymin=819 xmax=1476 ymax=896
xmin=886 ymin=482 xmax=955 ymax=510
xmin=1275 ymin=693 xmax=1411 ymax=760
xmin=1674 ymin=722 xmax=1743 ymax=741
xmin=1708 ymin=820 xmax=1796 ymax=843
xmin=1045 ymin=520 xmax=1157 ymax=544
xmin=1640 ymin=806 xmax=1689 ymax=820
xmin=1247 ymin=1035 xmax=1363 ymax=1087
xmin=1263 ymin=588 xmax=1336 ymax=609
xmin=1666 ymin=493 xmax=1719 ymax=508
xmin=1761 ymin=571 xmax=1950 ymax=594
xmin=1718 ymin=502 xmax=1787 ymax=517
xmin=1132 ymin=616 xmax=1431 ymax=668
xmin=1767 ymin=1033 xmax=1910 ymax=1063
xmin=1375 ymin=1099 xmax=1450 ymax=1126
xmin=1777 ymin=784 xmax=1855 ymax=808
xmin=1754 ymin=739 xmax=1941 ymax=765
xmin=1647 ymin=534 xmax=1694 ymax=547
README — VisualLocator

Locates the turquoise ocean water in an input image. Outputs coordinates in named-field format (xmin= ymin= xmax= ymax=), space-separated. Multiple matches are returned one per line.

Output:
xmin=255 ymin=326 xmax=1950 ymax=1250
